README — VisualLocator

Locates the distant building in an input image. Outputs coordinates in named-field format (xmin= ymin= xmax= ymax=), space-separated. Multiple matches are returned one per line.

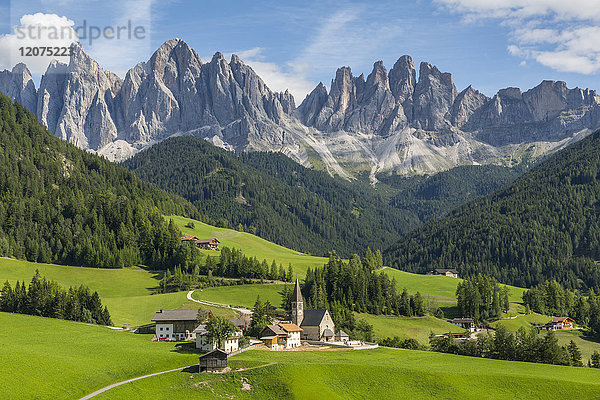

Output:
xmin=451 ymin=318 xmax=476 ymax=332
xmin=335 ymin=330 xmax=350 ymax=343
xmin=428 ymin=268 xmax=459 ymax=278
xmin=180 ymin=236 xmax=199 ymax=242
xmin=195 ymin=238 xmax=220 ymax=251
xmin=194 ymin=324 xmax=241 ymax=353
xmin=291 ymin=279 xmax=336 ymax=341
xmin=151 ymin=310 xmax=199 ymax=341
xmin=543 ymin=317 xmax=575 ymax=330
xmin=199 ymin=349 xmax=228 ymax=372
xmin=260 ymin=323 xmax=303 ymax=349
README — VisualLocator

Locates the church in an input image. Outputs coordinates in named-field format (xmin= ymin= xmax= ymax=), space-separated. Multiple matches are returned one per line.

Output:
xmin=291 ymin=279 xmax=336 ymax=341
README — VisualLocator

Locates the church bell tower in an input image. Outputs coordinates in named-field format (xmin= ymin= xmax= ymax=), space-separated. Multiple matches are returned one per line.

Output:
xmin=291 ymin=278 xmax=304 ymax=326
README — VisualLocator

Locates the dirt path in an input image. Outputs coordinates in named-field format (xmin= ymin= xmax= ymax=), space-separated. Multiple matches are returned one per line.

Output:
xmin=78 ymin=365 xmax=195 ymax=399
xmin=186 ymin=290 xmax=253 ymax=315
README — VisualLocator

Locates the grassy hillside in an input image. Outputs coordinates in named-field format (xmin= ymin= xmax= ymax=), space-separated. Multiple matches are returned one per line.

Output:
xmin=357 ymin=313 xmax=464 ymax=343
xmin=0 ymin=257 xmax=227 ymax=327
xmin=192 ymin=284 xmax=290 ymax=310
xmin=170 ymin=215 xmax=328 ymax=277
xmin=0 ymin=312 xmax=198 ymax=400
xmin=491 ymin=314 xmax=551 ymax=332
xmin=93 ymin=347 xmax=600 ymax=399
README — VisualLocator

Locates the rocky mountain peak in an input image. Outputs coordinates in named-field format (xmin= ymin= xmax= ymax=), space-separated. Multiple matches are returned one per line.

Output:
xmin=389 ymin=55 xmax=416 ymax=104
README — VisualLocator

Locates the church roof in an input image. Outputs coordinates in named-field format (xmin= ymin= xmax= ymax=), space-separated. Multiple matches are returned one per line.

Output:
xmin=322 ymin=328 xmax=334 ymax=337
xmin=291 ymin=278 xmax=303 ymax=302
xmin=300 ymin=309 xmax=327 ymax=327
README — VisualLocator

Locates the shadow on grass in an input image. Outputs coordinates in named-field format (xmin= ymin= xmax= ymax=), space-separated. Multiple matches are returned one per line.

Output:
xmin=172 ymin=341 xmax=204 ymax=355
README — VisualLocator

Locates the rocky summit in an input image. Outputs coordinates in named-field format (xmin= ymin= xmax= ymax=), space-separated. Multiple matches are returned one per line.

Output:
xmin=2 ymin=39 xmax=600 ymax=178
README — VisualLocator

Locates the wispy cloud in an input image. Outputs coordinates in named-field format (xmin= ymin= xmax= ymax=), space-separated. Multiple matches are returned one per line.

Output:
xmin=436 ymin=0 xmax=600 ymax=74
xmin=229 ymin=6 xmax=406 ymax=102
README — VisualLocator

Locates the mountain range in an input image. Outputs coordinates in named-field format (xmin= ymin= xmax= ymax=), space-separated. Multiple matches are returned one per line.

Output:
xmin=2 ymin=38 xmax=600 ymax=178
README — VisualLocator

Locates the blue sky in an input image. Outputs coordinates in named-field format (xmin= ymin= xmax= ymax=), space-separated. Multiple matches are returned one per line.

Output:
xmin=2 ymin=0 xmax=600 ymax=102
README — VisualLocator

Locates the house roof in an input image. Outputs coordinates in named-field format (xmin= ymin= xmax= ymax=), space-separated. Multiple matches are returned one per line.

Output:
xmin=549 ymin=317 xmax=574 ymax=323
xmin=322 ymin=328 xmax=334 ymax=337
xmin=300 ymin=310 xmax=328 ymax=327
xmin=335 ymin=330 xmax=349 ymax=337
xmin=193 ymin=324 xmax=209 ymax=335
xmin=452 ymin=318 xmax=474 ymax=324
xmin=199 ymin=348 xmax=228 ymax=360
xmin=291 ymin=279 xmax=303 ymax=303
xmin=231 ymin=318 xmax=249 ymax=327
xmin=260 ymin=324 xmax=286 ymax=338
xmin=434 ymin=268 xmax=459 ymax=274
xmin=280 ymin=323 xmax=303 ymax=332
xmin=196 ymin=238 xmax=220 ymax=244
xmin=152 ymin=309 xmax=199 ymax=322
xmin=181 ymin=236 xmax=198 ymax=241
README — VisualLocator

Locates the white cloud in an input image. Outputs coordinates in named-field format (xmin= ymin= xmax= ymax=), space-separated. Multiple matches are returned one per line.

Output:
xmin=0 ymin=13 xmax=77 ymax=76
xmin=436 ymin=0 xmax=600 ymax=74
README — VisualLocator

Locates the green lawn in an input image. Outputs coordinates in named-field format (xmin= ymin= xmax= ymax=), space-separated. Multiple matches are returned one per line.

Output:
xmin=491 ymin=314 xmax=551 ymax=332
xmin=94 ymin=347 xmax=600 ymax=399
xmin=0 ymin=257 xmax=160 ymax=298
xmin=356 ymin=313 xmax=464 ymax=343
xmin=382 ymin=267 xmax=525 ymax=302
xmin=555 ymin=330 xmax=600 ymax=364
xmin=168 ymin=215 xmax=328 ymax=277
xmin=0 ymin=258 xmax=227 ymax=327
xmin=0 ymin=312 xmax=198 ymax=400
xmin=192 ymin=283 xmax=291 ymax=310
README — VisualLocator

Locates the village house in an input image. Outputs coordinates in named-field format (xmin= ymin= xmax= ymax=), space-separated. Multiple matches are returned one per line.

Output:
xmin=198 ymin=348 xmax=228 ymax=372
xmin=260 ymin=323 xmax=303 ymax=350
xmin=151 ymin=309 xmax=199 ymax=341
xmin=180 ymin=236 xmax=220 ymax=251
xmin=194 ymin=324 xmax=241 ymax=353
xmin=291 ymin=279 xmax=336 ymax=341
xmin=451 ymin=318 xmax=476 ymax=332
xmin=543 ymin=317 xmax=575 ymax=330
xmin=195 ymin=238 xmax=220 ymax=251
xmin=428 ymin=268 xmax=459 ymax=278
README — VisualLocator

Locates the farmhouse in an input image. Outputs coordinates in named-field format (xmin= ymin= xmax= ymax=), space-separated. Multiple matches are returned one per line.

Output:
xmin=260 ymin=323 xmax=302 ymax=349
xmin=180 ymin=235 xmax=199 ymax=242
xmin=198 ymin=348 xmax=228 ymax=372
xmin=291 ymin=279 xmax=336 ymax=341
xmin=451 ymin=318 xmax=476 ymax=332
xmin=195 ymin=238 xmax=220 ymax=251
xmin=194 ymin=324 xmax=241 ymax=353
xmin=544 ymin=317 xmax=575 ymax=330
xmin=151 ymin=309 xmax=199 ymax=341
xmin=428 ymin=268 xmax=459 ymax=278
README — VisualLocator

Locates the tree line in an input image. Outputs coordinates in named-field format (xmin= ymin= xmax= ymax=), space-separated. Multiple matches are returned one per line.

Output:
xmin=157 ymin=246 xmax=295 ymax=293
xmin=0 ymin=94 xmax=202 ymax=270
xmin=0 ymin=271 xmax=112 ymax=325
xmin=430 ymin=325 xmax=583 ymax=367
xmin=456 ymin=275 xmax=510 ymax=322
xmin=386 ymin=131 xmax=600 ymax=292
xmin=522 ymin=280 xmax=600 ymax=335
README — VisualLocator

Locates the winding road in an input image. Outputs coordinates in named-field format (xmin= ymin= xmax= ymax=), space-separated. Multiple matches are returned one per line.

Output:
xmin=186 ymin=290 xmax=253 ymax=316
xmin=78 ymin=365 xmax=195 ymax=399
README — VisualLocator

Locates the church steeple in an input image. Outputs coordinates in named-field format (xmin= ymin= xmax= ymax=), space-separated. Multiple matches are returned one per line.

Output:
xmin=291 ymin=278 xmax=304 ymax=326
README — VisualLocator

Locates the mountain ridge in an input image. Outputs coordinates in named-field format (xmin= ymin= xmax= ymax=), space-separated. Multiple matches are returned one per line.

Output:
xmin=1 ymin=39 xmax=599 ymax=178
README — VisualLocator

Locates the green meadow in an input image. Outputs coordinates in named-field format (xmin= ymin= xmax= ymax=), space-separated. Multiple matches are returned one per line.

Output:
xmin=93 ymin=347 xmax=600 ymax=400
xmin=356 ymin=313 xmax=464 ymax=343
xmin=491 ymin=314 xmax=551 ymax=332
xmin=169 ymin=215 xmax=329 ymax=277
xmin=0 ymin=312 xmax=198 ymax=400
xmin=192 ymin=283 xmax=291 ymax=310
xmin=0 ymin=258 xmax=208 ymax=327
xmin=382 ymin=267 xmax=526 ymax=302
